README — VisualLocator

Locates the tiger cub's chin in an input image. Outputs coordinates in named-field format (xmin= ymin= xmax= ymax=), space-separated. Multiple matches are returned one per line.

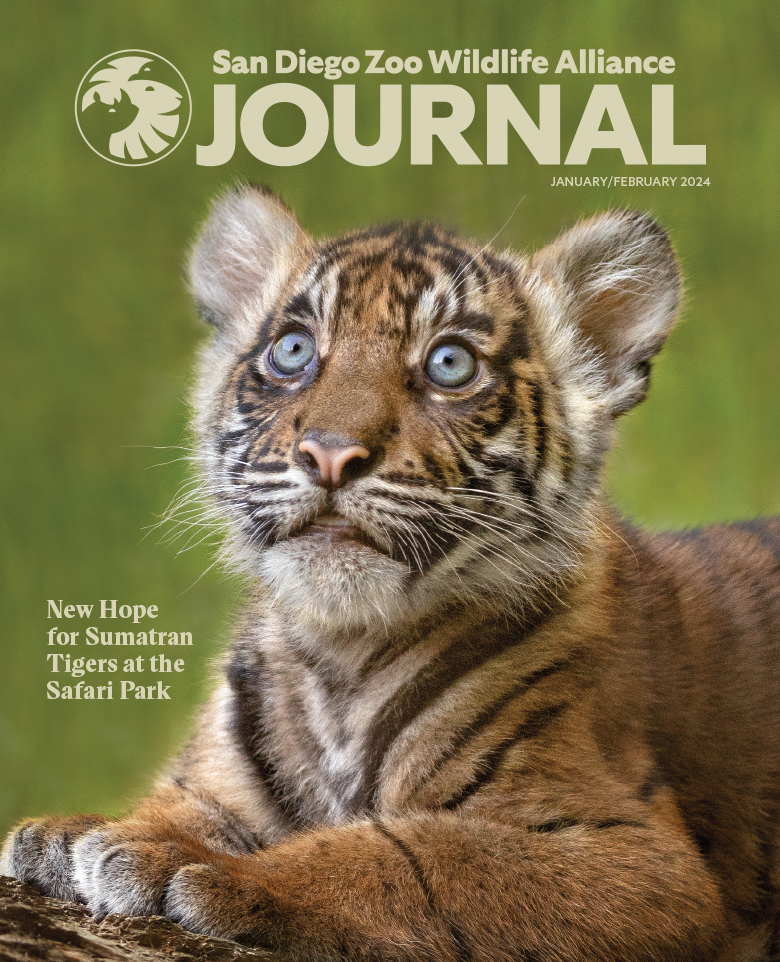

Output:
xmin=259 ymin=537 xmax=412 ymax=632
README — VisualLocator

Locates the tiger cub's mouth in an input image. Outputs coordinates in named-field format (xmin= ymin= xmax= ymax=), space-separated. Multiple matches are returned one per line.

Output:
xmin=291 ymin=513 xmax=386 ymax=554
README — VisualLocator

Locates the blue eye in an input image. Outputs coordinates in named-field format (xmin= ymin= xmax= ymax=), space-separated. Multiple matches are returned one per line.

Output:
xmin=270 ymin=331 xmax=316 ymax=375
xmin=425 ymin=343 xmax=477 ymax=388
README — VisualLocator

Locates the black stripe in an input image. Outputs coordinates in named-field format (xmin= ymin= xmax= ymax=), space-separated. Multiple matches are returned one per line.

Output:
xmin=217 ymin=428 xmax=247 ymax=453
xmin=356 ymin=608 xmax=450 ymax=682
xmin=508 ymin=311 xmax=531 ymax=361
xmin=459 ymin=311 xmax=494 ymax=336
xmin=329 ymin=268 xmax=347 ymax=339
xmin=398 ymin=286 xmax=419 ymax=342
xmin=226 ymin=650 xmax=305 ymax=829
xmin=441 ymin=701 xmax=570 ymax=810
xmin=372 ymin=820 xmax=473 ymax=962
xmin=408 ymin=658 xmax=574 ymax=796
xmin=247 ymin=433 xmax=276 ymax=461
xmin=527 ymin=380 xmax=548 ymax=477
xmin=767 ymin=913 xmax=780 ymax=959
xmin=288 ymin=640 xmax=356 ymax=711
xmin=422 ymin=453 xmax=447 ymax=485
xmin=352 ymin=625 xmax=531 ymax=812
xmin=230 ymin=644 xmax=369 ymax=818
xmin=474 ymin=385 xmax=518 ymax=440
xmin=465 ymin=254 xmax=488 ymax=289
xmin=246 ymin=480 xmax=294 ymax=492
xmin=237 ymin=367 xmax=273 ymax=405
xmin=284 ymin=291 xmax=316 ymax=321
xmin=450 ymin=421 xmax=485 ymax=462
xmin=391 ymin=255 xmax=434 ymax=287
xmin=380 ymin=471 xmax=437 ymax=487
xmin=557 ymin=430 xmax=576 ymax=485
xmin=441 ymin=431 xmax=477 ymax=482
xmin=356 ymin=634 xmax=411 ymax=682
xmin=249 ymin=460 xmax=289 ymax=474
xmin=524 ymin=817 xmax=646 ymax=834
xmin=481 ymin=450 xmax=535 ymax=501
xmin=256 ymin=308 xmax=285 ymax=347
xmin=378 ymin=516 xmax=456 ymax=573
xmin=173 ymin=783 xmax=264 ymax=855
xmin=352 ymin=251 xmax=390 ymax=272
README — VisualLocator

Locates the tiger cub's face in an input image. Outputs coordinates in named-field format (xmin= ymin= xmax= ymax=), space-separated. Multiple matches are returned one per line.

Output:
xmin=189 ymin=187 xmax=680 ymax=634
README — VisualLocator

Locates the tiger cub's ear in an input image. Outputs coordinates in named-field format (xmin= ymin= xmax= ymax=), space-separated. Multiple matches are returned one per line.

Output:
xmin=188 ymin=184 xmax=312 ymax=337
xmin=532 ymin=210 xmax=681 ymax=416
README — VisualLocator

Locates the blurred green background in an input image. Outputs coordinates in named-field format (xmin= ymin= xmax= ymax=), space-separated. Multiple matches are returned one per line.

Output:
xmin=2 ymin=0 xmax=779 ymax=837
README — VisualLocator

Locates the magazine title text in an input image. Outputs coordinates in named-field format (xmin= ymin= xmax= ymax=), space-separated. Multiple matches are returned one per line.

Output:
xmin=198 ymin=47 xmax=705 ymax=168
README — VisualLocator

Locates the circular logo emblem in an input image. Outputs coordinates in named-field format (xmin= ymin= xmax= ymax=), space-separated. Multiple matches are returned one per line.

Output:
xmin=75 ymin=50 xmax=191 ymax=166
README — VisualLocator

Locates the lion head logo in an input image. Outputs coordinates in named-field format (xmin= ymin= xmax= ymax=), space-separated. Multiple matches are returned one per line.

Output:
xmin=75 ymin=51 xmax=191 ymax=165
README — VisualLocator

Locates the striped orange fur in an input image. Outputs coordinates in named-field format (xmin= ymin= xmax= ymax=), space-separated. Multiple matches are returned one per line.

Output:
xmin=3 ymin=186 xmax=779 ymax=961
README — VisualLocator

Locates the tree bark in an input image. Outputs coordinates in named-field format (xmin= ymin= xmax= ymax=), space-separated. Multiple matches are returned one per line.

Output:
xmin=0 ymin=874 xmax=287 ymax=962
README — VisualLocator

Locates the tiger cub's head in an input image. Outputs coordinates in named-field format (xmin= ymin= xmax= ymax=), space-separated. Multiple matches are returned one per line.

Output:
xmin=188 ymin=186 xmax=679 ymax=634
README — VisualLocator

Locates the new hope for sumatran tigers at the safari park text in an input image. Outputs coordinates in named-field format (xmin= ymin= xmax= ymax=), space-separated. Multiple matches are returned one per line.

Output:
xmin=45 ymin=599 xmax=192 ymax=701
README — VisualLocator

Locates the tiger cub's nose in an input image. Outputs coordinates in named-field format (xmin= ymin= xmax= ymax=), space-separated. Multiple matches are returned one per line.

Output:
xmin=298 ymin=436 xmax=371 ymax=490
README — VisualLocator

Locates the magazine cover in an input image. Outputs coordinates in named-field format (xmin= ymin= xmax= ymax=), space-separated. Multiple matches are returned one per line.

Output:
xmin=3 ymin=0 xmax=780 ymax=957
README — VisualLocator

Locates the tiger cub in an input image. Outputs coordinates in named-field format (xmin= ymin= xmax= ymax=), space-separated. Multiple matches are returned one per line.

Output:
xmin=4 ymin=185 xmax=780 ymax=961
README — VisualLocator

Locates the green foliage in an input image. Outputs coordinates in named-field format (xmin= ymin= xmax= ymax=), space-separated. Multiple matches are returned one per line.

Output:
xmin=1 ymin=0 xmax=778 ymax=835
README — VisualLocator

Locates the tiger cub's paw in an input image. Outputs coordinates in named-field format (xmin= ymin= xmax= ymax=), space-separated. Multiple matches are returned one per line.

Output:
xmin=163 ymin=861 xmax=277 ymax=946
xmin=71 ymin=822 xmax=218 ymax=919
xmin=1 ymin=814 xmax=110 ymax=902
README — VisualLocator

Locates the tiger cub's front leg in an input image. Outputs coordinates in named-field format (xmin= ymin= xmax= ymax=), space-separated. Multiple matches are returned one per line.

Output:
xmin=3 ymin=793 xmax=727 ymax=959
xmin=159 ymin=812 xmax=726 ymax=960
xmin=1 ymin=784 xmax=262 ymax=917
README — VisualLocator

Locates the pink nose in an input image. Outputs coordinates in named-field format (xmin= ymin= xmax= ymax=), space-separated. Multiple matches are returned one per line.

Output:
xmin=298 ymin=438 xmax=371 ymax=489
